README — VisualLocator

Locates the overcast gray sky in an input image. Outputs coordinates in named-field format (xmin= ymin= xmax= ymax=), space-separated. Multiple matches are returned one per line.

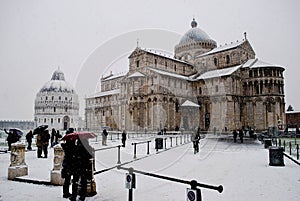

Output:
xmin=0 ymin=0 xmax=299 ymax=120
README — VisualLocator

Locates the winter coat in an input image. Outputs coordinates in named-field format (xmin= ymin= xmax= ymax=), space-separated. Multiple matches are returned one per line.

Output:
xmin=42 ymin=130 xmax=50 ymax=146
xmin=36 ymin=133 xmax=43 ymax=147
xmin=61 ymin=140 xmax=77 ymax=177
xmin=73 ymin=139 xmax=94 ymax=179
xmin=102 ymin=129 xmax=108 ymax=136
xmin=122 ymin=131 xmax=127 ymax=141
xmin=26 ymin=131 xmax=33 ymax=142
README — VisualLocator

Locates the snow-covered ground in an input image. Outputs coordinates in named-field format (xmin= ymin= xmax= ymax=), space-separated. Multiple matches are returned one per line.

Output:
xmin=0 ymin=135 xmax=299 ymax=201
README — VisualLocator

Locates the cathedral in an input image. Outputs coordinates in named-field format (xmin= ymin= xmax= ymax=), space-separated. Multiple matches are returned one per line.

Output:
xmin=85 ymin=19 xmax=285 ymax=132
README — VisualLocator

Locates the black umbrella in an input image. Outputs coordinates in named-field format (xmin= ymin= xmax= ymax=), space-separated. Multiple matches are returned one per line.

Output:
xmin=9 ymin=128 xmax=23 ymax=136
xmin=33 ymin=125 xmax=48 ymax=135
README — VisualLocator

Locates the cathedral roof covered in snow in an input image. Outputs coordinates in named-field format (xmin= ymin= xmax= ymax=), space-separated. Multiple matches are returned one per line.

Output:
xmin=242 ymin=58 xmax=284 ymax=69
xmin=177 ymin=18 xmax=216 ymax=47
xmin=39 ymin=69 xmax=76 ymax=93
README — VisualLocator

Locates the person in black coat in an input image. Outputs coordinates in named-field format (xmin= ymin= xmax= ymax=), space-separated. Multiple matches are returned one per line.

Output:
xmin=69 ymin=138 xmax=94 ymax=201
xmin=233 ymin=129 xmax=238 ymax=143
xmin=42 ymin=130 xmax=50 ymax=158
xmin=4 ymin=129 xmax=20 ymax=151
xmin=121 ymin=130 xmax=127 ymax=147
xmin=26 ymin=130 xmax=33 ymax=150
xmin=50 ymin=128 xmax=56 ymax=147
xmin=239 ymin=129 xmax=244 ymax=143
xmin=192 ymin=131 xmax=201 ymax=154
xmin=61 ymin=135 xmax=77 ymax=198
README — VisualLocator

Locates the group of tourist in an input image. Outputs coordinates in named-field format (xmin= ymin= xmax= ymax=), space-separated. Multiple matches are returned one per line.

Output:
xmin=101 ymin=129 xmax=127 ymax=147
xmin=232 ymin=129 xmax=244 ymax=143
xmin=61 ymin=129 xmax=94 ymax=201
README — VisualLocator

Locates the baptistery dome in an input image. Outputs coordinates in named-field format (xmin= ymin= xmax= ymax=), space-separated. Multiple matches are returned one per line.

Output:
xmin=34 ymin=69 xmax=79 ymax=131
xmin=175 ymin=19 xmax=217 ymax=62
xmin=39 ymin=69 xmax=75 ymax=93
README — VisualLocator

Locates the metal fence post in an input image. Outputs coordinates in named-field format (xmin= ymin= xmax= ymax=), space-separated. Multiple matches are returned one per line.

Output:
xmin=133 ymin=143 xmax=137 ymax=159
xmin=117 ymin=145 xmax=121 ymax=164
xmin=297 ymin=144 xmax=299 ymax=160
xmin=147 ymin=141 xmax=150 ymax=155
xmin=279 ymin=139 xmax=281 ymax=147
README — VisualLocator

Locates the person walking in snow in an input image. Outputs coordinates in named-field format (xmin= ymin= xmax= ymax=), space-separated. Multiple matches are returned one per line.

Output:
xmin=54 ymin=130 xmax=61 ymax=145
xmin=41 ymin=130 xmax=50 ymax=158
xmin=50 ymin=128 xmax=56 ymax=147
xmin=36 ymin=131 xmax=43 ymax=158
xmin=239 ymin=129 xmax=244 ymax=143
xmin=69 ymin=138 xmax=94 ymax=201
xmin=121 ymin=130 xmax=127 ymax=147
xmin=61 ymin=130 xmax=77 ymax=198
xmin=102 ymin=129 xmax=108 ymax=145
xmin=26 ymin=130 xmax=33 ymax=150
xmin=233 ymin=129 xmax=238 ymax=143
xmin=192 ymin=128 xmax=201 ymax=154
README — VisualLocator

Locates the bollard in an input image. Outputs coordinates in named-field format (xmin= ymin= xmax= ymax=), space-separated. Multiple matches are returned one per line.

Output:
xmin=8 ymin=142 xmax=28 ymax=180
xmin=297 ymin=144 xmax=299 ymax=160
xmin=127 ymin=168 xmax=135 ymax=201
xmin=180 ymin=135 xmax=182 ymax=144
xmin=133 ymin=143 xmax=137 ymax=159
xmin=164 ymin=138 xmax=167 ymax=149
xmin=170 ymin=137 xmax=173 ymax=147
xmin=284 ymin=140 xmax=286 ymax=152
xmin=289 ymin=141 xmax=292 ymax=155
xmin=147 ymin=141 xmax=150 ymax=155
xmin=117 ymin=145 xmax=121 ymax=164
xmin=50 ymin=144 xmax=65 ymax=185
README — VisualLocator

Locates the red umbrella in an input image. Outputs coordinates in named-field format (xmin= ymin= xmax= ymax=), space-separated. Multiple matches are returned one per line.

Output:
xmin=61 ymin=132 xmax=97 ymax=141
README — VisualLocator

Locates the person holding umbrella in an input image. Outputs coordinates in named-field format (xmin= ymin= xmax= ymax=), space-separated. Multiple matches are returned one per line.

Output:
xmin=42 ymin=130 xmax=50 ymax=158
xmin=61 ymin=131 xmax=96 ymax=200
xmin=61 ymin=130 xmax=77 ymax=198
xmin=36 ymin=131 xmax=43 ymax=158
xmin=4 ymin=128 xmax=22 ymax=151
xmin=33 ymin=125 xmax=48 ymax=158
xmin=69 ymin=138 xmax=93 ymax=201
xmin=102 ymin=129 xmax=108 ymax=146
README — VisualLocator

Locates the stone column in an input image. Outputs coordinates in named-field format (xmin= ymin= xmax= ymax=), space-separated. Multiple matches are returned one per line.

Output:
xmin=8 ymin=142 xmax=28 ymax=180
xmin=50 ymin=144 xmax=65 ymax=185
